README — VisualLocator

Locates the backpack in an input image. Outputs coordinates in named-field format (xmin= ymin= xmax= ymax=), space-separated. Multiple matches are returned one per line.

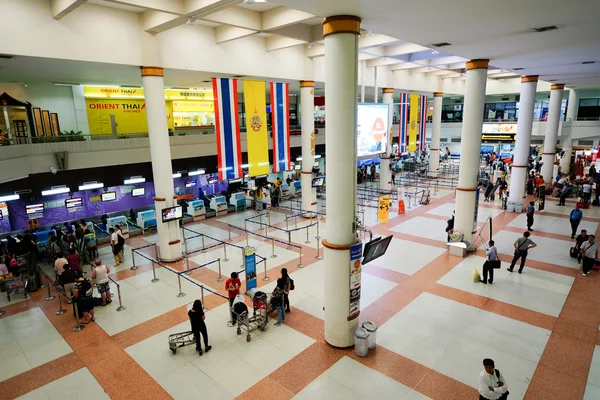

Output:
xmin=494 ymin=369 xmax=510 ymax=397
xmin=117 ymin=233 xmax=125 ymax=247
xmin=9 ymin=255 xmax=17 ymax=268
xmin=289 ymin=278 xmax=295 ymax=291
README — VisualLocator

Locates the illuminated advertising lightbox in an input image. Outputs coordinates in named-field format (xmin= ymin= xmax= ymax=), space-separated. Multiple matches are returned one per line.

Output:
xmin=357 ymin=104 xmax=389 ymax=159
xmin=26 ymin=204 xmax=45 ymax=214
xmin=101 ymin=192 xmax=117 ymax=202
xmin=132 ymin=188 xmax=145 ymax=197
xmin=65 ymin=198 xmax=83 ymax=208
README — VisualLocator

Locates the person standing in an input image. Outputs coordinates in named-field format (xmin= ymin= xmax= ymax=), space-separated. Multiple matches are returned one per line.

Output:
xmin=109 ymin=227 xmax=124 ymax=266
xmin=188 ymin=299 xmax=212 ymax=355
xmin=569 ymin=205 xmax=583 ymax=238
xmin=73 ymin=275 xmax=94 ymax=324
xmin=91 ymin=260 xmax=111 ymax=306
xmin=558 ymin=183 xmax=570 ymax=206
xmin=526 ymin=201 xmax=535 ymax=231
xmin=66 ymin=248 xmax=82 ymax=278
xmin=507 ymin=231 xmax=537 ymax=274
xmin=225 ymin=272 xmax=241 ymax=327
xmin=54 ymin=253 xmax=68 ymax=281
xmin=481 ymin=240 xmax=499 ymax=284
xmin=575 ymin=229 xmax=589 ymax=263
xmin=478 ymin=358 xmax=509 ymax=400
xmin=581 ymin=235 xmax=598 ymax=277
xmin=279 ymin=268 xmax=293 ymax=313
xmin=583 ymin=180 xmax=592 ymax=204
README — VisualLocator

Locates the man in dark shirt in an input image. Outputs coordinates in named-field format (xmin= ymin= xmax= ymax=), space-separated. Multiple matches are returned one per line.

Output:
xmin=575 ymin=229 xmax=588 ymax=262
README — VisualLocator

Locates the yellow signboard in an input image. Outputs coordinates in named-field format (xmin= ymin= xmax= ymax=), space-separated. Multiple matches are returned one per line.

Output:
xmin=243 ymin=80 xmax=270 ymax=176
xmin=408 ymin=94 xmax=419 ymax=152
xmin=83 ymin=86 xmax=214 ymax=101
xmin=86 ymin=99 xmax=148 ymax=135
xmin=378 ymin=195 xmax=390 ymax=223
xmin=165 ymin=89 xmax=214 ymax=101
xmin=172 ymin=101 xmax=214 ymax=113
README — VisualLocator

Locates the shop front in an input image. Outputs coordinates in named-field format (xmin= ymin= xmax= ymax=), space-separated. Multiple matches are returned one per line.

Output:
xmin=481 ymin=123 xmax=517 ymax=157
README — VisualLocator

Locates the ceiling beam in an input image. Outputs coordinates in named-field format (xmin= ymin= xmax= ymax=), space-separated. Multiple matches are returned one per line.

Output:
xmin=103 ymin=0 xmax=185 ymax=14
xmin=389 ymin=62 xmax=421 ymax=71
xmin=262 ymin=6 xmax=314 ymax=31
xmin=384 ymin=42 xmax=429 ymax=57
xmin=367 ymin=56 xmax=408 ymax=67
xmin=142 ymin=0 xmax=242 ymax=33
xmin=359 ymin=34 xmax=401 ymax=49
xmin=360 ymin=46 xmax=385 ymax=58
xmin=267 ymin=24 xmax=314 ymax=43
xmin=266 ymin=36 xmax=306 ymax=52
xmin=202 ymin=6 xmax=261 ymax=30
xmin=410 ymin=67 xmax=434 ymax=74
xmin=51 ymin=0 xmax=88 ymax=19
xmin=214 ymin=25 xmax=257 ymax=44
xmin=427 ymin=70 xmax=456 ymax=76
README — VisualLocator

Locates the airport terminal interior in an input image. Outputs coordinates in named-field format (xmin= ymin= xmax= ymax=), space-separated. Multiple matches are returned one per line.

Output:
xmin=2 ymin=0 xmax=600 ymax=399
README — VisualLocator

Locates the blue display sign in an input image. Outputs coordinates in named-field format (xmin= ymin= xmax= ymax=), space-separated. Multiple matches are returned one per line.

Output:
xmin=244 ymin=246 xmax=257 ymax=291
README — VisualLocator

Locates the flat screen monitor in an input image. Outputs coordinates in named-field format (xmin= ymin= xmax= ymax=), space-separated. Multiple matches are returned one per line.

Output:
xmin=362 ymin=235 xmax=393 ymax=265
xmin=26 ymin=204 xmax=45 ymax=215
xmin=0 ymin=210 xmax=3 ymax=220
xmin=357 ymin=103 xmax=389 ymax=159
xmin=185 ymin=179 xmax=196 ymax=188
xmin=101 ymin=192 xmax=116 ymax=202
xmin=228 ymin=179 xmax=243 ymax=193
xmin=162 ymin=206 xmax=183 ymax=223
xmin=294 ymin=165 xmax=301 ymax=170
xmin=312 ymin=177 xmax=325 ymax=188
xmin=132 ymin=188 xmax=145 ymax=197
xmin=65 ymin=198 xmax=83 ymax=208
xmin=255 ymin=175 xmax=267 ymax=187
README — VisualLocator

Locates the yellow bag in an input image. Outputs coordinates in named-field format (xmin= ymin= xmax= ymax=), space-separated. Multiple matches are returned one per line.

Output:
xmin=471 ymin=268 xmax=481 ymax=283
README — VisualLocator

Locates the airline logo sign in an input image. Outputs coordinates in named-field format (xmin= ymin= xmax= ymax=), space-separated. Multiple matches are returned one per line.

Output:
xmin=84 ymin=87 xmax=142 ymax=97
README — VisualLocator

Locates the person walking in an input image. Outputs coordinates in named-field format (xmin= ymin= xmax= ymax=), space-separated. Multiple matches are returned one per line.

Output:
xmin=272 ymin=279 xmax=288 ymax=326
xmin=507 ymin=231 xmax=537 ymax=274
xmin=109 ymin=227 xmax=125 ymax=266
xmin=526 ymin=201 xmax=535 ymax=231
xmin=280 ymin=268 xmax=293 ymax=313
xmin=581 ymin=235 xmax=598 ymax=277
xmin=91 ymin=259 xmax=111 ymax=306
xmin=575 ymin=229 xmax=589 ymax=263
xmin=225 ymin=272 xmax=241 ymax=327
xmin=478 ymin=358 xmax=509 ymax=400
xmin=558 ymin=183 xmax=570 ymax=206
xmin=481 ymin=240 xmax=499 ymax=284
xmin=188 ymin=299 xmax=212 ymax=355
xmin=569 ymin=205 xmax=583 ymax=238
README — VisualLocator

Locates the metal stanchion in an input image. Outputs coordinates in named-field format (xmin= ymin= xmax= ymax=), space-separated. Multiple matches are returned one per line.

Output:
xmin=130 ymin=248 xmax=138 ymax=270
xmin=286 ymin=217 xmax=289 ymax=230
xmin=176 ymin=274 xmax=185 ymax=297
xmin=217 ymin=258 xmax=224 ymax=282
xmin=271 ymin=239 xmax=277 ymax=259
xmin=295 ymin=215 xmax=298 ymax=229
xmin=73 ymin=302 xmax=84 ymax=332
xmin=240 ymin=248 xmax=245 ymax=269
xmin=201 ymin=235 xmax=207 ymax=253
xmin=287 ymin=232 xmax=292 ymax=249
xmin=40 ymin=272 xmax=46 ymax=289
xmin=262 ymin=258 xmax=269 ymax=281
xmin=305 ymin=226 xmax=311 ymax=244
xmin=227 ymin=226 xmax=232 ymax=242
xmin=115 ymin=284 xmax=126 ymax=311
xmin=154 ymin=244 xmax=159 ymax=262
xmin=45 ymin=279 xmax=55 ymax=301
xmin=259 ymin=213 xmax=263 ymax=232
xmin=151 ymin=261 xmax=159 ymax=283
xmin=222 ymin=244 xmax=229 ymax=262
xmin=315 ymin=237 xmax=322 ymax=259
xmin=185 ymin=253 xmax=190 ymax=275
xmin=297 ymin=247 xmax=305 ymax=268
xmin=56 ymin=292 xmax=66 ymax=315
xmin=200 ymin=286 xmax=208 ymax=311
xmin=316 ymin=220 xmax=321 ymax=240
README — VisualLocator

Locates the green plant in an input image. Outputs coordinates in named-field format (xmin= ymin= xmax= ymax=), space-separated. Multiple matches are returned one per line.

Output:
xmin=118 ymin=134 xmax=129 ymax=139
xmin=202 ymin=130 xmax=209 ymax=135
xmin=177 ymin=132 xmax=186 ymax=136
xmin=60 ymin=130 xmax=82 ymax=136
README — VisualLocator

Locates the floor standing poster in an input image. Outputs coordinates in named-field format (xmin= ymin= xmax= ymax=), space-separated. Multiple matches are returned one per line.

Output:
xmin=349 ymin=242 xmax=363 ymax=320
xmin=244 ymin=246 xmax=257 ymax=292
xmin=378 ymin=195 xmax=390 ymax=223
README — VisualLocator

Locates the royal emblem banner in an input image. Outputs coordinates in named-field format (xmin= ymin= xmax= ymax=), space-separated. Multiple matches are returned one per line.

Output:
xmin=408 ymin=93 xmax=419 ymax=152
xmin=212 ymin=78 xmax=242 ymax=180
xmin=270 ymin=82 xmax=291 ymax=173
xmin=243 ymin=80 xmax=270 ymax=177
xmin=419 ymin=95 xmax=428 ymax=151
xmin=398 ymin=93 xmax=409 ymax=154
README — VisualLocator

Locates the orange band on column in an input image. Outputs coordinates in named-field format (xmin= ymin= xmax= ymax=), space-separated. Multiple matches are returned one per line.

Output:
xmin=511 ymin=165 xmax=528 ymax=168
xmin=300 ymin=80 xmax=315 ymax=88
xmin=456 ymin=187 xmax=478 ymax=192
xmin=322 ymin=15 xmax=361 ymax=38
xmin=153 ymin=197 xmax=166 ymax=201
xmin=521 ymin=75 xmax=538 ymax=83
xmin=433 ymin=92 xmax=443 ymax=97
xmin=140 ymin=66 xmax=164 ymax=77
xmin=551 ymin=84 xmax=565 ymax=90
xmin=466 ymin=59 xmax=489 ymax=70
xmin=382 ymin=88 xmax=394 ymax=94
xmin=321 ymin=240 xmax=352 ymax=250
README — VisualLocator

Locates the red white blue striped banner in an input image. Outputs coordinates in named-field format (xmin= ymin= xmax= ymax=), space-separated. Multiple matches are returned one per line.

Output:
xmin=419 ymin=95 xmax=428 ymax=151
xmin=212 ymin=78 xmax=242 ymax=180
xmin=270 ymin=82 xmax=291 ymax=172
xmin=398 ymin=93 xmax=409 ymax=153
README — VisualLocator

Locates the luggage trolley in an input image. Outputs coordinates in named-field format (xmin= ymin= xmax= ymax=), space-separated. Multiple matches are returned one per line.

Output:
xmin=168 ymin=331 xmax=195 ymax=354
xmin=233 ymin=292 xmax=269 ymax=342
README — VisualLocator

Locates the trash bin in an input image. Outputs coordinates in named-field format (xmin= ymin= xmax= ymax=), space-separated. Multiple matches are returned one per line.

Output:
xmin=353 ymin=327 xmax=370 ymax=357
xmin=507 ymin=201 xmax=515 ymax=212
xmin=515 ymin=201 xmax=524 ymax=214
xmin=362 ymin=321 xmax=378 ymax=349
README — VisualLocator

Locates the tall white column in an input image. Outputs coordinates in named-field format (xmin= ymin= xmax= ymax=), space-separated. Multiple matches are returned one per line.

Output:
xmin=566 ymin=88 xmax=579 ymax=121
xmin=508 ymin=76 xmax=539 ymax=205
xmin=561 ymin=136 xmax=573 ymax=174
xmin=322 ymin=15 xmax=360 ymax=348
xmin=429 ymin=92 xmax=443 ymax=176
xmin=455 ymin=60 xmax=488 ymax=244
xmin=373 ymin=66 xmax=379 ymax=103
xmin=380 ymin=88 xmax=394 ymax=190
xmin=141 ymin=66 xmax=181 ymax=261
xmin=360 ymin=60 xmax=366 ymax=103
xmin=541 ymin=84 xmax=564 ymax=184
xmin=300 ymin=80 xmax=317 ymax=215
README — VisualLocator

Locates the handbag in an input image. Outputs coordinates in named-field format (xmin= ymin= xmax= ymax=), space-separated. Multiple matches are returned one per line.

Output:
xmin=489 ymin=260 xmax=502 ymax=269
xmin=514 ymin=240 xmax=527 ymax=256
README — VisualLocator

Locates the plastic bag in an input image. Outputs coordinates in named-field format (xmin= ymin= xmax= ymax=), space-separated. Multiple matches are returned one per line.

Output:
xmin=471 ymin=268 xmax=481 ymax=283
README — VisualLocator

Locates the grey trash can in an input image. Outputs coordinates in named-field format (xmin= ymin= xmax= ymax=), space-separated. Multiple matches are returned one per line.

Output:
xmin=362 ymin=321 xmax=378 ymax=349
xmin=507 ymin=201 xmax=515 ymax=213
xmin=354 ymin=327 xmax=370 ymax=357
xmin=515 ymin=201 xmax=524 ymax=214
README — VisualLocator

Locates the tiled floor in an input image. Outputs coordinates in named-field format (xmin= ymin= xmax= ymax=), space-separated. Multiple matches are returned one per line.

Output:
xmin=3 ymin=180 xmax=600 ymax=400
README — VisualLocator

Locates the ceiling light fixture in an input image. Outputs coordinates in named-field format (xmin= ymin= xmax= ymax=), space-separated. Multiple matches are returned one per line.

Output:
xmin=513 ymin=67 xmax=524 ymax=70
xmin=172 ymin=173 xmax=182 ymax=179
xmin=78 ymin=182 xmax=104 ymax=190
xmin=188 ymin=169 xmax=206 ymax=176
xmin=308 ymin=42 xmax=316 ymax=49
xmin=41 ymin=186 xmax=70 ymax=196
xmin=366 ymin=31 xmax=375 ymax=37
xmin=53 ymin=82 xmax=80 ymax=87
xmin=532 ymin=25 xmax=558 ymax=33
xmin=0 ymin=194 xmax=19 ymax=202
xmin=431 ymin=42 xmax=451 ymax=48
xmin=431 ymin=49 xmax=440 ymax=55
xmin=124 ymin=176 xmax=145 ymax=185
xmin=187 ymin=16 xmax=197 ymax=24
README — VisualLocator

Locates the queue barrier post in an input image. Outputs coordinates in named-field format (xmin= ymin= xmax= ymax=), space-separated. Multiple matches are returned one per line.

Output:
xmin=154 ymin=244 xmax=159 ymax=263
xmin=201 ymin=286 xmax=208 ymax=311
xmin=240 ymin=248 xmax=245 ymax=270
xmin=45 ymin=278 xmax=55 ymax=301
xmin=176 ymin=273 xmax=185 ymax=298
xmin=131 ymin=248 xmax=138 ymax=270
xmin=56 ymin=291 xmax=67 ymax=315
xmin=115 ymin=284 xmax=126 ymax=311
xmin=201 ymin=235 xmax=207 ymax=253
xmin=316 ymin=220 xmax=321 ymax=240
xmin=305 ymin=226 xmax=310 ymax=244
xmin=185 ymin=252 xmax=191 ymax=275
xmin=222 ymin=244 xmax=229 ymax=263
xmin=151 ymin=261 xmax=159 ymax=283
xmin=287 ymin=232 xmax=292 ymax=249
xmin=262 ymin=258 xmax=269 ymax=281
xmin=73 ymin=302 xmax=84 ymax=332
xmin=245 ymin=222 xmax=249 ymax=246
xmin=286 ymin=217 xmax=289 ymax=231
xmin=217 ymin=258 xmax=224 ymax=282
xmin=271 ymin=239 xmax=277 ymax=259
xmin=259 ymin=213 xmax=263 ymax=233
xmin=297 ymin=247 xmax=305 ymax=268
xmin=315 ymin=237 xmax=322 ymax=260
xmin=227 ymin=226 xmax=232 ymax=242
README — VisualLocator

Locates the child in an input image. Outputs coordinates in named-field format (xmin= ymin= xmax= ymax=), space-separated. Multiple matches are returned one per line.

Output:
xmin=501 ymin=190 xmax=509 ymax=210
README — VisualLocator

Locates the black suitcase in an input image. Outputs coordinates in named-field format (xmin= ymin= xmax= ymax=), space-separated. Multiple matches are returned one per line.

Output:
xmin=26 ymin=273 xmax=39 ymax=292
xmin=570 ymin=247 xmax=579 ymax=258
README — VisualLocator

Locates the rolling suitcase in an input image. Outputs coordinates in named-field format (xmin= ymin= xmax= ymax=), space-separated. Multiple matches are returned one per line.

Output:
xmin=570 ymin=247 xmax=579 ymax=259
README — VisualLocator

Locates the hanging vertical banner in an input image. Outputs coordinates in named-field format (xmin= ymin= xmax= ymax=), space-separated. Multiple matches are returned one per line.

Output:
xmin=243 ymin=80 xmax=270 ymax=177
xmin=398 ymin=93 xmax=409 ymax=153
xmin=271 ymin=82 xmax=291 ymax=172
xmin=473 ymin=188 xmax=480 ymax=233
xmin=419 ymin=95 xmax=428 ymax=151
xmin=244 ymin=246 xmax=257 ymax=291
xmin=408 ymin=94 xmax=419 ymax=152
xmin=349 ymin=242 xmax=362 ymax=320
xmin=213 ymin=78 xmax=242 ymax=180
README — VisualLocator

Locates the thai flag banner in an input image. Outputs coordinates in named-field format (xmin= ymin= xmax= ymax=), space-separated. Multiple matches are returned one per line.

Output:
xmin=398 ymin=93 xmax=409 ymax=153
xmin=419 ymin=95 xmax=428 ymax=151
xmin=270 ymin=82 xmax=291 ymax=173
xmin=212 ymin=78 xmax=242 ymax=180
